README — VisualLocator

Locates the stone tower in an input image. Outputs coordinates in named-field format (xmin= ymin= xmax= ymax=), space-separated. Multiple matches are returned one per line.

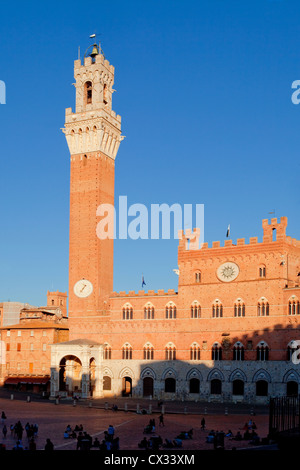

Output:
xmin=63 ymin=43 xmax=123 ymax=339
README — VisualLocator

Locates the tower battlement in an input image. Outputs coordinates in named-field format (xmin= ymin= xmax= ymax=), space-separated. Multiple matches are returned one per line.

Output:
xmin=178 ymin=217 xmax=300 ymax=252
xmin=111 ymin=289 xmax=177 ymax=298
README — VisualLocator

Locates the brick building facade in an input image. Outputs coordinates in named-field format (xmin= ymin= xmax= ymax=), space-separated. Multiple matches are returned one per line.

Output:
xmin=49 ymin=42 xmax=300 ymax=403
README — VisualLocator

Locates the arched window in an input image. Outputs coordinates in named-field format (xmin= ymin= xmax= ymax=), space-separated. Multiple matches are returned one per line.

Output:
xmin=85 ymin=81 xmax=92 ymax=104
xmin=289 ymin=298 xmax=300 ymax=315
xmin=165 ymin=377 xmax=176 ymax=393
xmin=103 ymin=376 xmax=111 ymax=391
xmin=259 ymin=264 xmax=266 ymax=278
xmin=122 ymin=304 xmax=133 ymax=320
xmin=256 ymin=342 xmax=269 ymax=361
xmin=143 ymin=344 xmax=154 ymax=360
xmin=190 ymin=343 xmax=201 ymax=360
xmin=191 ymin=302 xmax=201 ymax=318
xmin=212 ymin=300 xmax=223 ymax=318
xmin=232 ymin=379 xmax=244 ymax=396
xmin=212 ymin=343 xmax=222 ymax=360
xmin=287 ymin=381 xmax=298 ymax=397
xmin=165 ymin=303 xmax=177 ymax=319
xmin=211 ymin=379 xmax=222 ymax=395
xmin=257 ymin=298 xmax=269 ymax=316
xmin=104 ymin=344 xmax=112 ymax=360
xmin=195 ymin=271 xmax=201 ymax=283
xmin=144 ymin=304 xmax=155 ymax=319
xmin=234 ymin=299 xmax=245 ymax=317
xmin=122 ymin=344 xmax=132 ymax=360
xmin=256 ymin=380 xmax=268 ymax=396
xmin=189 ymin=378 xmax=200 ymax=394
xmin=233 ymin=342 xmax=245 ymax=361
xmin=103 ymin=83 xmax=108 ymax=105
xmin=165 ymin=344 xmax=176 ymax=360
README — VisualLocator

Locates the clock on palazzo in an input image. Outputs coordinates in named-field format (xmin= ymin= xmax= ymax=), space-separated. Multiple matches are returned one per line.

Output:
xmin=73 ymin=279 xmax=93 ymax=298
xmin=217 ymin=262 xmax=239 ymax=282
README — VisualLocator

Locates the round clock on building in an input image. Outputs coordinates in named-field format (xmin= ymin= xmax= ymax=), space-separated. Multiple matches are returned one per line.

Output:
xmin=217 ymin=262 xmax=239 ymax=282
xmin=74 ymin=279 xmax=93 ymax=298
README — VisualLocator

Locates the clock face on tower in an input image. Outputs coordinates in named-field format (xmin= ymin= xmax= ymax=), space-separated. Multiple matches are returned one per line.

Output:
xmin=217 ymin=262 xmax=239 ymax=282
xmin=74 ymin=279 xmax=93 ymax=298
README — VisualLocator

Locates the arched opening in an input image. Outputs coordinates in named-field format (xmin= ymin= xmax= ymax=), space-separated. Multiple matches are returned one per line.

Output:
xmin=143 ymin=377 xmax=154 ymax=397
xmin=256 ymin=380 xmax=268 ymax=396
xmin=89 ymin=358 xmax=96 ymax=397
xmin=189 ymin=378 xmax=200 ymax=394
xmin=165 ymin=377 xmax=176 ymax=393
xmin=85 ymin=81 xmax=92 ymax=105
xmin=59 ymin=356 xmax=82 ymax=396
xmin=122 ymin=376 xmax=132 ymax=397
xmin=211 ymin=379 xmax=222 ymax=395
xmin=232 ymin=379 xmax=244 ymax=396
xmin=287 ymin=381 xmax=298 ymax=397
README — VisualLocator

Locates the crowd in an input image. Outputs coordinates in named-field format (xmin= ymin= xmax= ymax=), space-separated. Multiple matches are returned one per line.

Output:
xmin=0 ymin=410 xmax=55 ymax=451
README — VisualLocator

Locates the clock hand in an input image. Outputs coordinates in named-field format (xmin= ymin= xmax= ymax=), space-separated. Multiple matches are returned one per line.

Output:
xmin=80 ymin=284 xmax=87 ymax=292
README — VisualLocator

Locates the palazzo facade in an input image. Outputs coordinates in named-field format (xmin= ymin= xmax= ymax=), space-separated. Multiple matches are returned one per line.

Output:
xmin=50 ymin=43 xmax=300 ymax=403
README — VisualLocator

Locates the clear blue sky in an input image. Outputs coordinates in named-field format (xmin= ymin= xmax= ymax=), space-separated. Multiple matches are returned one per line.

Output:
xmin=0 ymin=0 xmax=299 ymax=307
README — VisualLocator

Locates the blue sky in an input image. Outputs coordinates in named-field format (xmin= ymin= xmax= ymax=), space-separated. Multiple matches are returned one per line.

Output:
xmin=0 ymin=0 xmax=299 ymax=306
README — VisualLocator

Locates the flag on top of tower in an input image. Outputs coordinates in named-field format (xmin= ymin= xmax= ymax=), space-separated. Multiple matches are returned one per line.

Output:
xmin=142 ymin=275 xmax=146 ymax=288
xmin=226 ymin=224 xmax=230 ymax=238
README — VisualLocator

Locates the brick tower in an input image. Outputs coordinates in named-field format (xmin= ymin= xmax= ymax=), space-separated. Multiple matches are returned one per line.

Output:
xmin=63 ymin=43 xmax=123 ymax=340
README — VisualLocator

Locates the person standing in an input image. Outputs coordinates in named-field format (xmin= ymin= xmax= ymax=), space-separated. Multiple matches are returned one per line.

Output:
xmin=1 ymin=412 xmax=6 ymax=425
xmin=201 ymin=417 xmax=206 ymax=430
xmin=2 ymin=425 xmax=7 ymax=439
xmin=45 ymin=438 xmax=54 ymax=451
xmin=159 ymin=414 xmax=164 ymax=427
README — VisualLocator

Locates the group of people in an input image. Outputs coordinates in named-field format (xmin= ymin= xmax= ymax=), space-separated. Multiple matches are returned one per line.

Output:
xmin=75 ymin=424 xmax=119 ymax=451
xmin=140 ymin=415 xmax=194 ymax=450
xmin=0 ymin=411 xmax=55 ymax=451
xmin=64 ymin=423 xmax=84 ymax=439
xmin=205 ymin=418 xmax=260 ymax=448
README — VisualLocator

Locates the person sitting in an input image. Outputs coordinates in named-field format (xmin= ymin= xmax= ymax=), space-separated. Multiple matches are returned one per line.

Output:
xmin=249 ymin=431 xmax=260 ymax=445
xmin=92 ymin=437 xmax=100 ymax=448
xmin=163 ymin=438 xmax=174 ymax=448
xmin=143 ymin=424 xmax=153 ymax=434
xmin=176 ymin=429 xmax=193 ymax=440
xmin=226 ymin=430 xmax=233 ymax=437
xmin=64 ymin=430 xmax=70 ymax=439
xmin=234 ymin=431 xmax=243 ymax=441
xmin=173 ymin=438 xmax=182 ymax=447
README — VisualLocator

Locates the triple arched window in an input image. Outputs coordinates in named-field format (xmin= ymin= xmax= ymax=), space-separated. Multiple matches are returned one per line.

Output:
xmin=165 ymin=303 xmax=177 ymax=319
xmin=257 ymin=298 xmax=269 ymax=316
xmin=232 ymin=342 xmax=245 ymax=361
xmin=190 ymin=343 xmax=201 ymax=360
xmin=234 ymin=299 xmax=245 ymax=317
xmin=212 ymin=342 xmax=222 ymax=360
xmin=191 ymin=301 xmax=201 ymax=318
xmin=165 ymin=343 xmax=176 ymax=360
xmin=122 ymin=343 xmax=133 ymax=360
xmin=212 ymin=300 xmax=223 ymax=318
xmin=289 ymin=298 xmax=300 ymax=315
xmin=122 ymin=304 xmax=133 ymax=320
xmin=256 ymin=341 xmax=269 ymax=361
xmin=144 ymin=304 xmax=155 ymax=319
xmin=143 ymin=343 xmax=154 ymax=360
